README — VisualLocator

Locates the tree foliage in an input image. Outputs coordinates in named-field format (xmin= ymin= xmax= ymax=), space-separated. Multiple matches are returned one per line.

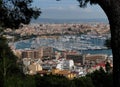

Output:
xmin=0 ymin=0 xmax=41 ymax=29
xmin=77 ymin=0 xmax=98 ymax=7
xmin=35 ymin=74 xmax=72 ymax=87
xmin=0 ymin=36 xmax=23 ymax=86
xmin=104 ymin=38 xmax=111 ymax=49
xmin=105 ymin=62 xmax=112 ymax=73
xmin=73 ymin=77 xmax=94 ymax=87
xmin=0 ymin=0 xmax=41 ymax=86
xmin=87 ymin=67 xmax=113 ymax=87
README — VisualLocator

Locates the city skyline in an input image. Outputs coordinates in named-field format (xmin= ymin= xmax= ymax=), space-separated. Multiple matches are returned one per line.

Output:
xmin=33 ymin=0 xmax=108 ymax=20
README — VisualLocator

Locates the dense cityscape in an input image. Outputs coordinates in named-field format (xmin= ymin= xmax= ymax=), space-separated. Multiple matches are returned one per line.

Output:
xmin=5 ymin=23 xmax=110 ymax=37
xmin=4 ymin=23 xmax=113 ymax=79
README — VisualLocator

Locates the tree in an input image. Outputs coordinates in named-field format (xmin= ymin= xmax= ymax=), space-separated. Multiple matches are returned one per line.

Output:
xmin=105 ymin=62 xmax=112 ymax=73
xmin=0 ymin=0 xmax=41 ymax=77
xmin=34 ymin=74 xmax=72 ymax=87
xmin=0 ymin=37 xmax=23 ymax=86
xmin=57 ymin=0 xmax=115 ymax=86
xmin=0 ymin=0 xmax=41 ymax=29
xmin=77 ymin=0 xmax=119 ymax=86
xmin=86 ymin=67 xmax=113 ymax=87
xmin=73 ymin=77 xmax=94 ymax=87
xmin=0 ymin=0 xmax=41 ymax=86
xmin=104 ymin=38 xmax=111 ymax=49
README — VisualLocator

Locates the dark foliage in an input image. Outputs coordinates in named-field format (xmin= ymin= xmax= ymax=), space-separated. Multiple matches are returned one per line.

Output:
xmin=0 ymin=0 xmax=41 ymax=86
xmin=0 ymin=36 xmax=24 ymax=87
xmin=0 ymin=0 xmax=41 ymax=29
xmin=0 ymin=37 xmax=20 ymax=74
xmin=73 ymin=77 xmax=94 ymax=87
xmin=77 ymin=0 xmax=97 ymax=8
xmin=34 ymin=74 xmax=72 ymax=87
xmin=105 ymin=62 xmax=112 ymax=73
xmin=104 ymin=38 xmax=111 ymax=49
xmin=87 ymin=67 xmax=113 ymax=87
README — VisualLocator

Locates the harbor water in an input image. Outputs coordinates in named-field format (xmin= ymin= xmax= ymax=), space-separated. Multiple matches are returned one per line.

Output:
xmin=14 ymin=34 xmax=112 ymax=56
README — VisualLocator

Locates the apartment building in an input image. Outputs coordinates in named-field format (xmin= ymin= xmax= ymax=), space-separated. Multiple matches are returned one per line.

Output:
xmin=21 ymin=50 xmax=40 ymax=59
xmin=39 ymin=46 xmax=55 ymax=60
xmin=84 ymin=54 xmax=107 ymax=67
xmin=21 ymin=47 xmax=55 ymax=59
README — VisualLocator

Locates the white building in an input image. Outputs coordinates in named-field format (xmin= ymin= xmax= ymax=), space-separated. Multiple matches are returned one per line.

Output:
xmin=56 ymin=59 xmax=74 ymax=70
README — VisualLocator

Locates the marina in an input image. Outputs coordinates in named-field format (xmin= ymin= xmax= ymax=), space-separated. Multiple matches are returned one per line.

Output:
xmin=14 ymin=34 xmax=112 ymax=55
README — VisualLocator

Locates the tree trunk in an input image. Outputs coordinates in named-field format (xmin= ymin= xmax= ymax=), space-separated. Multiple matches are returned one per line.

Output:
xmin=110 ymin=15 xmax=120 ymax=87
xmin=110 ymin=19 xmax=120 ymax=87
xmin=100 ymin=1 xmax=120 ymax=87
xmin=98 ymin=1 xmax=120 ymax=87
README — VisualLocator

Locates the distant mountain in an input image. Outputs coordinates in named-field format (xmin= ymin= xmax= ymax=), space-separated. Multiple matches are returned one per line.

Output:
xmin=31 ymin=18 xmax=109 ymax=24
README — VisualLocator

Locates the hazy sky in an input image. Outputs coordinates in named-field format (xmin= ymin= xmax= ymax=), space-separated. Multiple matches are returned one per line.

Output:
xmin=33 ymin=0 xmax=107 ymax=19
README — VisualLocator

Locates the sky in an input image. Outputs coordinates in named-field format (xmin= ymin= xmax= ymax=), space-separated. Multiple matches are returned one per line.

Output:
xmin=32 ymin=0 xmax=108 ymax=20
